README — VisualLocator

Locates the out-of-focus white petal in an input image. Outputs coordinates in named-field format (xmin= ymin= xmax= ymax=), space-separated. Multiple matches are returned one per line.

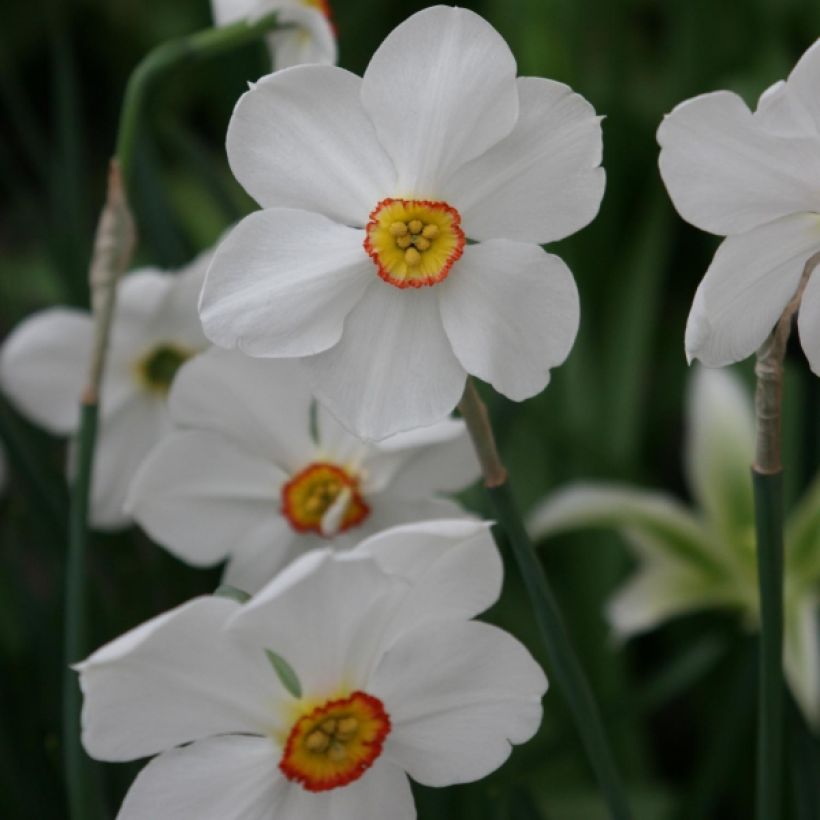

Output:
xmin=444 ymin=77 xmax=604 ymax=244
xmin=685 ymin=365 xmax=755 ymax=546
xmin=784 ymin=593 xmax=820 ymax=730
xmin=0 ymin=309 xmax=94 ymax=433
xmin=169 ymin=348 xmax=314 ymax=473
xmin=371 ymin=620 xmax=546 ymax=787
xmin=125 ymin=430 xmax=289 ymax=568
xmin=200 ymin=209 xmax=372 ymax=358
xmin=117 ymin=735 xmax=285 ymax=820
xmin=78 ymin=597 xmax=277 ymax=762
xmin=87 ymin=394 xmax=171 ymax=530
xmin=226 ymin=66 xmax=395 ymax=222
xmin=785 ymin=39 xmax=820 ymax=135
xmin=797 ymin=256 xmax=820 ymax=377
xmin=361 ymin=6 xmax=518 ymax=194
xmin=269 ymin=5 xmax=337 ymax=71
xmin=438 ymin=241 xmax=579 ymax=402
xmin=685 ymin=213 xmax=820 ymax=367
xmin=304 ymin=283 xmax=467 ymax=441
xmin=221 ymin=530 xmax=305 ymax=595
xmin=210 ymin=0 xmax=260 ymax=27
xmin=658 ymin=90 xmax=820 ymax=235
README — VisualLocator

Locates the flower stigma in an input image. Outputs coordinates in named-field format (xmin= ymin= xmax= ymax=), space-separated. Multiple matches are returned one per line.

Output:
xmin=281 ymin=463 xmax=369 ymax=536
xmin=134 ymin=344 xmax=195 ymax=395
xmin=279 ymin=691 xmax=391 ymax=792
xmin=364 ymin=198 xmax=465 ymax=288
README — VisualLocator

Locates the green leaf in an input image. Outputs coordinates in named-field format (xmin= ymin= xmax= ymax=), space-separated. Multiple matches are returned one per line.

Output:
xmin=213 ymin=585 xmax=250 ymax=604
xmin=265 ymin=649 xmax=302 ymax=699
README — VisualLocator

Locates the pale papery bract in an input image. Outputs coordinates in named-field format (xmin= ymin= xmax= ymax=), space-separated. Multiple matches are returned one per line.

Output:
xmin=125 ymin=346 xmax=479 ymax=593
xmin=77 ymin=521 xmax=547 ymax=820
xmin=200 ymin=5 xmax=603 ymax=440
xmin=0 ymin=251 xmax=211 ymax=529
xmin=657 ymin=38 xmax=820 ymax=372
xmin=210 ymin=0 xmax=336 ymax=71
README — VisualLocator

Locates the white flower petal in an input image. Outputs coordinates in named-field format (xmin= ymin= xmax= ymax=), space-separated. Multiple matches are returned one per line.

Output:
xmin=371 ymin=620 xmax=546 ymax=787
xmin=126 ymin=430 xmax=289 ymax=568
xmin=797 ymin=256 xmax=820 ymax=376
xmin=200 ymin=209 xmax=372 ymax=358
xmin=118 ymin=735 xmax=284 ymax=820
xmin=785 ymin=38 xmax=820 ymax=135
xmin=0 ymin=309 xmax=94 ymax=433
xmin=221 ymin=530 xmax=305 ymax=595
xmin=361 ymin=6 xmax=518 ymax=194
xmin=439 ymin=241 xmax=579 ymax=401
xmin=169 ymin=348 xmax=314 ymax=472
xmin=784 ymin=593 xmax=820 ymax=730
xmin=353 ymin=520 xmax=501 ymax=632
xmin=78 ymin=597 xmax=275 ymax=761
xmin=226 ymin=66 xmax=395 ymax=222
xmin=443 ymin=77 xmax=604 ymax=243
xmin=685 ymin=213 xmax=820 ymax=366
xmin=210 ymin=0 xmax=260 ymax=26
xmin=268 ymin=5 xmax=337 ymax=71
xmin=754 ymin=81 xmax=817 ymax=138
xmin=87 ymin=395 xmax=171 ymax=530
xmin=684 ymin=365 xmax=755 ymax=545
xmin=658 ymin=90 xmax=820 ymax=235
xmin=304 ymin=283 xmax=467 ymax=441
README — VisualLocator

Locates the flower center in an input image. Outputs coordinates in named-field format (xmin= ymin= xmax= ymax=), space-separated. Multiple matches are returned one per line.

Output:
xmin=364 ymin=198 xmax=465 ymax=288
xmin=280 ymin=462 xmax=369 ymax=536
xmin=134 ymin=343 xmax=194 ymax=395
xmin=280 ymin=691 xmax=391 ymax=792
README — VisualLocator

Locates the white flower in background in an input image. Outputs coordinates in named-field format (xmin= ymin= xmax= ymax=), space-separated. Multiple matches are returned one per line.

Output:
xmin=78 ymin=521 xmax=547 ymax=819
xmin=658 ymin=39 xmax=820 ymax=372
xmin=211 ymin=0 xmax=336 ymax=71
xmin=528 ymin=366 xmax=820 ymax=728
xmin=126 ymin=346 xmax=479 ymax=592
xmin=200 ymin=5 xmax=604 ymax=440
xmin=0 ymin=253 xmax=210 ymax=528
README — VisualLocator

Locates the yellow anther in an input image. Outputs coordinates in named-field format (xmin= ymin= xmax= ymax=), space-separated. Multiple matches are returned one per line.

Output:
xmin=389 ymin=221 xmax=408 ymax=237
xmin=422 ymin=224 xmax=439 ymax=239
xmin=414 ymin=237 xmax=431 ymax=252
xmin=408 ymin=219 xmax=423 ymax=235
xmin=396 ymin=235 xmax=413 ymax=249
xmin=305 ymin=730 xmax=330 ymax=753
xmin=404 ymin=247 xmax=421 ymax=266
xmin=337 ymin=717 xmax=359 ymax=737
xmin=321 ymin=719 xmax=338 ymax=734
xmin=328 ymin=743 xmax=348 ymax=763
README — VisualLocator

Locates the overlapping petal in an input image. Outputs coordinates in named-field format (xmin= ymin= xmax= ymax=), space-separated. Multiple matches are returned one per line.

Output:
xmin=361 ymin=5 xmax=518 ymax=194
xmin=372 ymin=620 xmax=545 ymax=787
xmin=226 ymin=66 xmax=395 ymax=222
xmin=658 ymin=90 xmax=820 ymax=235
xmin=785 ymin=38 xmax=820 ymax=134
xmin=200 ymin=209 xmax=373 ymax=357
xmin=684 ymin=213 xmax=820 ymax=367
xmin=304 ymin=283 xmax=467 ymax=440
xmin=443 ymin=77 xmax=604 ymax=243
xmin=268 ymin=5 xmax=337 ymax=71
xmin=439 ymin=241 xmax=579 ymax=401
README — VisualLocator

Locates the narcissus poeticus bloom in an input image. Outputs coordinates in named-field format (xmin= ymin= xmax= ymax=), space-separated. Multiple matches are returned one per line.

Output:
xmin=200 ymin=5 xmax=604 ymax=440
xmin=211 ymin=0 xmax=336 ymax=70
xmin=0 ymin=253 xmax=209 ymax=528
xmin=126 ymin=347 xmax=478 ymax=592
xmin=658 ymin=39 xmax=820 ymax=372
xmin=77 ymin=521 xmax=547 ymax=819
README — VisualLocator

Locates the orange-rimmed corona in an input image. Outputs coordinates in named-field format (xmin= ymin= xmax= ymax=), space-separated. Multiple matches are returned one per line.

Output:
xmin=364 ymin=198 xmax=465 ymax=289
xmin=279 ymin=691 xmax=391 ymax=792
xmin=281 ymin=463 xmax=369 ymax=535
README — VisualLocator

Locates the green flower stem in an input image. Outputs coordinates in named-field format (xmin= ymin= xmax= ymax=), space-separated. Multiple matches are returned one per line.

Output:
xmin=63 ymin=15 xmax=284 ymax=819
xmin=458 ymin=380 xmax=632 ymax=820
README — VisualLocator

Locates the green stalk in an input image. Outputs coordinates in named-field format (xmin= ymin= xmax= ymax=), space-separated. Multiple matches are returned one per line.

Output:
xmin=459 ymin=380 xmax=632 ymax=820
xmin=62 ymin=14 xmax=284 ymax=819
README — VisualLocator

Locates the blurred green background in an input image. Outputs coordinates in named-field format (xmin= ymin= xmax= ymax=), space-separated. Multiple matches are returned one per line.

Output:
xmin=1 ymin=0 xmax=819 ymax=817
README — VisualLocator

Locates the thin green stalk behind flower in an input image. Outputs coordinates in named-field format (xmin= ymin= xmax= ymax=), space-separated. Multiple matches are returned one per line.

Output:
xmin=62 ymin=14 xmax=285 ymax=820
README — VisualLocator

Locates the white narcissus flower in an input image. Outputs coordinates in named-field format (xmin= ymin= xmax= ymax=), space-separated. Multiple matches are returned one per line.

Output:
xmin=77 ymin=521 xmax=547 ymax=819
xmin=0 ymin=253 xmax=210 ymax=528
xmin=658 ymin=39 xmax=820 ymax=372
xmin=211 ymin=0 xmax=336 ymax=71
xmin=200 ymin=5 xmax=604 ymax=440
xmin=528 ymin=365 xmax=820 ymax=729
xmin=125 ymin=346 xmax=479 ymax=593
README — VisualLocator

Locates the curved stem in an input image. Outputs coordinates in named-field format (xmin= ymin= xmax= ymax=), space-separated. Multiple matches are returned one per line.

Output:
xmin=458 ymin=380 xmax=632 ymax=820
